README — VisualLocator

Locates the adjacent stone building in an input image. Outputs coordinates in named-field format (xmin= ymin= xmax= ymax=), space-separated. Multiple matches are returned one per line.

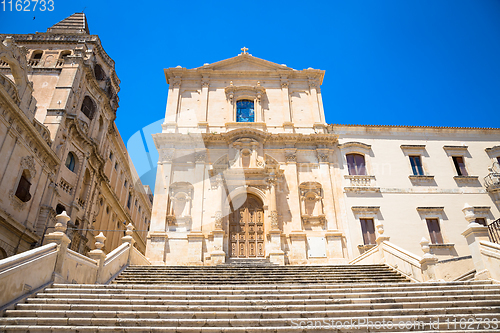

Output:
xmin=0 ymin=14 xmax=152 ymax=258
xmin=146 ymin=48 xmax=500 ymax=269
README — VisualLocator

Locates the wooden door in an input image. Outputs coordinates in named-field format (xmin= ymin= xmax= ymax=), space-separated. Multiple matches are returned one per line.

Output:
xmin=229 ymin=195 xmax=265 ymax=258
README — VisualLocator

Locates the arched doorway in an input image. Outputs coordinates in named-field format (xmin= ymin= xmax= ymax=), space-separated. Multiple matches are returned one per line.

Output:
xmin=229 ymin=194 xmax=265 ymax=258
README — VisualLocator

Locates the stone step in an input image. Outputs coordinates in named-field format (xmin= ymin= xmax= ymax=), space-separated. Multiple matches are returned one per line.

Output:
xmin=33 ymin=288 xmax=500 ymax=300
xmin=2 ymin=313 xmax=499 ymax=328
xmin=23 ymin=294 xmax=500 ymax=307
xmin=1 ymin=327 xmax=498 ymax=333
xmin=8 ymin=303 xmax=500 ymax=319
xmin=115 ymin=273 xmax=405 ymax=277
xmin=4 ymin=264 xmax=499 ymax=332
xmin=16 ymin=299 xmax=500 ymax=312
xmin=42 ymin=284 xmax=500 ymax=296
xmin=122 ymin=267 xmax=395 ymax=272
xmin=111 ymin=279 xmax=408 ymax=285
xmin=51 ymin=280 xmax=495 ymax=290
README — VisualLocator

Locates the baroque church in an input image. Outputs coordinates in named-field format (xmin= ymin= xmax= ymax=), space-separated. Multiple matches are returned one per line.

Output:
xmin=146 ymin=47 xmax=500 ymax=275
xmin=2 ymin=13 xmax=500 ymax=332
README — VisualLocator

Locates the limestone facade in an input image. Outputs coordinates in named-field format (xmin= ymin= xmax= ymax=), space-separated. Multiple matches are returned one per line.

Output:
xmin=146 ymin=49 xmax=500 ymax=265
xmin=0 ymin=13 xmax=152 ymax=258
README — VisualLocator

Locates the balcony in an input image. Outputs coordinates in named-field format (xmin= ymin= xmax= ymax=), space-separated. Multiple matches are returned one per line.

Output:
xmin=344 ymin=175 xmax=380 ymax=193
xmin=485 ymin=162 xmax=500 ymax=192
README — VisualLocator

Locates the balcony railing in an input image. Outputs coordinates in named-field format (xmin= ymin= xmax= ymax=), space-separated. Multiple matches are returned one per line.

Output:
xmin=485 ymin=162 xmax=500 ymax=191
xmin=344 ymin=175 xmax=380 ymax=193
xmin=488 ymin=218 xmax=500 ymax=244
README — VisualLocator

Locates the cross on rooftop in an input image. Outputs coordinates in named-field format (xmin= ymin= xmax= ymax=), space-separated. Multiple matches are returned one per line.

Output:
xmin=241 ymin=46 xmax=248 ymax=54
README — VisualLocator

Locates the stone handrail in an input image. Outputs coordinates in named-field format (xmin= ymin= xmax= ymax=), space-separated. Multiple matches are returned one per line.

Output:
xmin=0 ymin=243 xmax=56 ymax=272
xmin=0 ymin=73 xmax=20 ymax=105
xmin=0 ymin=212 xmax=151 ymax=311
xmin=32 ymin=118 xmax=52 ymax=145
xmin=350 ymin=241 xmax=423 ymax=281
xmin=130 ymin=246 xmax=151 ymax=266
xmin=0 ymin=243 xmax=58 ymax=310
xmin=478 ymin=240 xmax=500 ymax=281
xmin=99 ymin=243 xmax=130 ymax=284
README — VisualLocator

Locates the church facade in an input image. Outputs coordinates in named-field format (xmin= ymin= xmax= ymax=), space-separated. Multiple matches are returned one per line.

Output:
xmin=146 ymin=49 xmax=500 ymax=268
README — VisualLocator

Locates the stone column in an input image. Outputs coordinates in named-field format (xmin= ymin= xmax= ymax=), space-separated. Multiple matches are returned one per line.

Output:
xmin=284 ymin=149 xmax=302 ymax=232
xmin=186 ymin=151 xmax=206 ymax=265
xmin=43 ymin=211 xmax=71 ymax=283
xmin=267 ymin=173 xmax=285 ymax=265
xmin=191 ymin=151 xmax=206 ymax=232
xmin=280 ymin=77 xmax=292 ymax=124
xmin=146 ymin=149 xmax=173 ymax=264
xmin=210 ymin=174 xmax=226 ymax=265
xmin=308 ymin=78 xmax=322 ymax=124
xmin=88 ymin=232 xmax=106 ymax=283
xmin=461 ymin=204 xmax=492 ymax=280
xmin=163 ymin=77 xmax=181 ymax=132
xmin=317 ymin=149 xmax=338 ymax=230
xmin=419 ymin=237 xmax=439 ymax=281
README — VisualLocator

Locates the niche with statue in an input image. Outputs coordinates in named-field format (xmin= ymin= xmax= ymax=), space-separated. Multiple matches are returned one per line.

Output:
xmin=166 ymin=182 xmax=193 ymax=231
xmin=299 ymin=182 xmax=326 ymax=227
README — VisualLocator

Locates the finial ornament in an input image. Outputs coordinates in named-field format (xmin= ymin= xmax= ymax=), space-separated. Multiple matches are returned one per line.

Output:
xmin=240 ymin=46 xmax=248 ymax=54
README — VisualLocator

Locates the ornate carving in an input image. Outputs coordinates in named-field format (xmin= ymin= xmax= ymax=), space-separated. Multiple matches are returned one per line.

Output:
xmin=159 ymin=150 xmax=174 ymax=162
xmin=195 ymin=152 xmax=206 ymax=163
xmin=201 ymin=81 xmax=210 ymax=88
xmin=77 ymin=119 xmax=89 ymax=135
xmin=214 ymin=211 xmax=223 ymax=230
xmin=20 ymin=155 xmax=36 ymax=177
xmin=317 ymin=152 xmax=329 ymax=163
xmin=270 ymin=210 xmax=279 ymax=230
xmin=171 ymin=78 xmax=181 ymax=87
xmin=285 ymin=153 xmax=296 ymax=163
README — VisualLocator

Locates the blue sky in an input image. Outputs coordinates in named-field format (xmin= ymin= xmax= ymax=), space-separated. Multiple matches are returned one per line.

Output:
xmin=2 ymin=0 xmax=500 ymax=189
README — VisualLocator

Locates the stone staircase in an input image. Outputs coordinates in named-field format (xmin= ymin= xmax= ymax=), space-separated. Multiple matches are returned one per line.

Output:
xmin=2 ymin=264 xmax=500 ymax=332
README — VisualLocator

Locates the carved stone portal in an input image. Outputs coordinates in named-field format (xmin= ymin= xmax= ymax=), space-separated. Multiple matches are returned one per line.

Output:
xmin=229 ymin=195 xmax=265 ymax=258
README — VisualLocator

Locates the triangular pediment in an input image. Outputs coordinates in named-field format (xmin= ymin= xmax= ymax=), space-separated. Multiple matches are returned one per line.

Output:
xmin=199 ymin=54 xmax=293 ymax=71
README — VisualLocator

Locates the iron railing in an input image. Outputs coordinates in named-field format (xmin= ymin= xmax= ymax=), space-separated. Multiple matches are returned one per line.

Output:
xmin=488 ymin=218 xmax=500 ymax=244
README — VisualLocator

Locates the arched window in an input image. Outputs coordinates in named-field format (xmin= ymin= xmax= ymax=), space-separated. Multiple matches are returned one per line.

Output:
xmin=127 ymin=192 xmax=132 ymax=209
xmin=236 ymin=100 xmax=254 ymax=122
xmin=59 ymin=50 xmax=71 ymax=59
xmin=31 ymin=51 xmax=43 ymax=60
xmin=94 ymin=64 xmax=105 ymax=81
xmin=346 ymin=153 xmax=366 ymax=175
xmin=56 ymin=204 xmax=66 ymax=214
xmin=81 ymin=96 xmax=96 ymax=120
xmin=65 ymin=152 xmax=77 ymax=172
xmin=15 ymin=170 xmax=32 ymax=202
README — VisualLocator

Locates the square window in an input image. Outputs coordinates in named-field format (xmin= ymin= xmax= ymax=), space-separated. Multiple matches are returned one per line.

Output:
xmin=475 ymin=218 xmax=486 ymax=226
xmin=452 ymin=156 xmax=468 ymax=176
xmin=409 ymin=155 xmax=424 ymax=176
xmin=360 ymin=218 xmax=376 ymax=245
xmin=426 ymin=218 xmax=444 ymax=244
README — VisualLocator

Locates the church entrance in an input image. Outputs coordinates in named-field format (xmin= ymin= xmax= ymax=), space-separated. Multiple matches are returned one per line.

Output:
xmin=229 ymin=195 xmax=265 ymax=258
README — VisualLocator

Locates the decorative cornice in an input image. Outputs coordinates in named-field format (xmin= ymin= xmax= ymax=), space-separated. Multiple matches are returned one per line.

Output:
xmin=338 ymin=141 xmax=371 ymax=150
xmin=351 ymin=206 xmax=380 ymax=212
